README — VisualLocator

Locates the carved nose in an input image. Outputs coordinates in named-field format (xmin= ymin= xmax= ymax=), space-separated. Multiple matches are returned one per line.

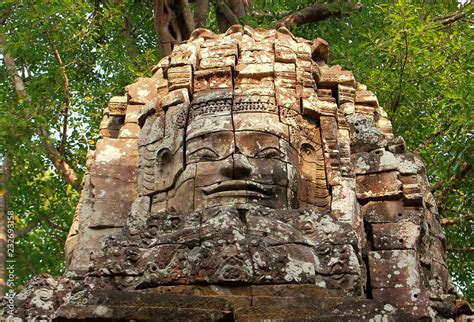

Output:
xmin=220 ymin=156 xmax=234 ymax=178
xmin=232 ymin=153 xmax=252 ymax=179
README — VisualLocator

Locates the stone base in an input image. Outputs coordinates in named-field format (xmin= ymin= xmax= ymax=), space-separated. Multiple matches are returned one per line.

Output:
xmin=55 ymin=285 xmax=411 ymax=321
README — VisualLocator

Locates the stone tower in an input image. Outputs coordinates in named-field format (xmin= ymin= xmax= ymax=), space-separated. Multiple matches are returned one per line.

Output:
xmin=13 ymin=26 xmax=470 ymax=321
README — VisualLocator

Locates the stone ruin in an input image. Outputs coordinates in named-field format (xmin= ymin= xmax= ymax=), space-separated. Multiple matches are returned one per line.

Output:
xmin=10 ymin=26 xmax=473 ymax=321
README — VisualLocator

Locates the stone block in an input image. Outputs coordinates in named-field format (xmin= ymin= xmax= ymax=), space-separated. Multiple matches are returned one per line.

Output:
xmin=94 ymin=138 xmax=138 ymax=167
xmin=331 ymin=177 xmax=357 ymax=222
xmin=337 ymin=129 xmax=351 ymax=158
xmin=124 ymin=105 xmax=142 ymax=124
xmin=69 ymin=227 xmax=122 ymax=273
xmin=275 ymin=73 xmax=297 ymax=89
xmin=388 ymin=136 xmax=406 ymax=154
xmin=355 ymin=90 xmax=378 ymax=106
xmin=56 ymin=290 xmax=233 ymax=321
xmin=233 ymin=90 xmax=278 ymax=114
xmin=241 ymin=49 xmax=274 ymax=64
xmin=169 ymin=43 xmax=198 ymax=66
xmin=352 ymin=149 xmax=399 ymax=174
xmin=368 ymin=250 xmax=420 ymax=289
xmin=428 ymin=260 xmax=449 ymax=293
xmin=236 ymin=63 xmax=274 ymax=78
xmin=354 ymin=104 xmax=375 ymax=117
xmin=193 ymin=67 xmax=233 ymax=92
xmin=376 ymin=116 xmax=393 ymax=140
xmin=276 ymin=88 xmax=298 ymax=111
xmin=199 ymin=43 xmax=238 ymax=59
xmin=99 ymin=115 xmax=123 ymax=138
xmin=152 ymin=56 xmax=170 ymax=73
xmin=372 ymin=221 xmax=420 ymax=250
xmin=400 ymin=174 xmax=423 ymax=206
xmin=361 ymin=200 xmax=423 ymax=224
xmin=423 ymin=208 xmax=444 ymax=239
xmin=89 ymin=196 xmax=135 ymax=227
xmin=396 ymin=153 xmax=425 ymax=175
xmin=118 ymin=123 xmax=140 ymax=138
xmin=340 ymin=102 xmax=355 ymax=115
xmin=346 ymin=114 xmax=386 ymax=153
xmin=160 ymin=88 xmax=190 ymax=110
xmin=126 ymin=77 xmax=158 ymax=105
xmin=107 ymin=96 xmax=127 ymax=116
xmin=199 ymin=55 xmax=236 ymax=69
xmin=320 ymin=116 xmax=338 ymax=142
xmin=338 ymin=84 xmax=356 ymax=104
xmin=372 ymin=287 xmax=425 ymax=307
xmin=430 ymin=237 xmax=447 ymax=265
xmin=356 ymin=171 xmax=402 ymax=200
xmin=302 ymin=96 xmax=337 ymax=117
xmin=167 ymin=65 xmax=193 ymax=91
xmin=315 ymin=273 xmax=363 ymax=297
xmin=316 ymin=65 xmax=355 ymax=87
xmin=164 ymin=103 xmax=187 ymax=135
xmin=311 ymin=37 xmax=329 ymax=63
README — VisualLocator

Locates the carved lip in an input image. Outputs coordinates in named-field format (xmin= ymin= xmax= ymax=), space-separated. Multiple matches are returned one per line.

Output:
xmin=202 ymin=180 xmax=272 ymax=199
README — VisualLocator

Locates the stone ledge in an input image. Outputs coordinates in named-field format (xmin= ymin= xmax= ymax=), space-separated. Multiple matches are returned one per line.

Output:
xmin=54 ymin=286 xmax=412 ymax=321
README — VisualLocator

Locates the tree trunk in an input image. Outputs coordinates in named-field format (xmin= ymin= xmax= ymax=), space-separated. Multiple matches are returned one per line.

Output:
xmin=153 ymin=0 xmax=195 ymax=57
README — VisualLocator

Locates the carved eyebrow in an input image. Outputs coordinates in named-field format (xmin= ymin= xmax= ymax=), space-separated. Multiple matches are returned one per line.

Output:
xmin=254 ymin=146 xmax=284 ymax=159
xmin=188 ymin=147 xmax=219 ymax=159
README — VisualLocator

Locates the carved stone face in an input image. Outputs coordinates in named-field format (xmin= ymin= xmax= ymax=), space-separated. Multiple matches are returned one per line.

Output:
xmin=145 ymin=88 xmax=329 ymax=213
xmin=187 ymin=112 xmax=294 ymax=211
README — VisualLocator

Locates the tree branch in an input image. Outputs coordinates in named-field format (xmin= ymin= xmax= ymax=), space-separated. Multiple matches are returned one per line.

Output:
xmin=435 ymin=1 xmax=472 ymax=26
xmin=0 ymin=39 xmax=29 ymax=102
xmin=0 ymin=33 xmax=79 ymax=190
xmin=416 ymin=123 xmax=450 ymax=150
xmin=123 ymin=12 xmax=139 ymax=64
xmin=249 ymin=11 xmax=291 ymax=19
xmin=44 ymin=31 xmax=70 ymax=157
xmin=447 ymin=247 xmax=474 ymax=253
xmin=15 ymin=219 xmax=40 ymax=238
xmin=391 ymin=31 xmax=409 ymax=114
xmin=43 ymin=216 xmax=68 ymax=233
xmin=441 ymin=213 xmax=473 ymax=226
xmin=432 ymin=161 xmax=472 ymax=193
xmin=276 ymin=1 xmax=362 ymax=29
xmin=440 ymin=11 xmax=468 ymax=25
xmin=37 ymin=127 xmax=79 ymax=188
xmin=114 ymin=0 xmax=139 ymax=64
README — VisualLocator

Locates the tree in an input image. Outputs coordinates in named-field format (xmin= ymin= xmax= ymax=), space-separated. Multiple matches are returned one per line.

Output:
xmin=0 ymin=0 xmax=472 ymax=301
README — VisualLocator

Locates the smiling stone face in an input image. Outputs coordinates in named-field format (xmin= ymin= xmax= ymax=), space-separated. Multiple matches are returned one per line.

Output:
xmin=141 ymin=87 xmax=329 ymax=213
xmin=188 ymin=109 xmax=292 ymax=210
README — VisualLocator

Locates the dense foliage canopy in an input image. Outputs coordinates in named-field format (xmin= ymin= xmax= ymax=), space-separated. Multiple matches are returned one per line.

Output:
xmin=0 ymin=0 xmax=472 ymax=301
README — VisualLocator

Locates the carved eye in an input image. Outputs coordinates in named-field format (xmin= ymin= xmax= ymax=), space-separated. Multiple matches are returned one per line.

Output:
xmin=255 ymin=147 xmax=282 ymax=159
xmin=189 ymin=147 xmax=219 ymax=161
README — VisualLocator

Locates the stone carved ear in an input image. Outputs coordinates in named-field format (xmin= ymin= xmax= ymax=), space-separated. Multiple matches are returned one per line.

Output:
xmin=155 ymin=147 xmax=184 ymax=192
xmin=298 ymin=141 xmax=330 ymax=209
xmin=156 ymin=148 xmax=172 ymax=165
xmin=300 ymin=143 xmax=319 ymax=163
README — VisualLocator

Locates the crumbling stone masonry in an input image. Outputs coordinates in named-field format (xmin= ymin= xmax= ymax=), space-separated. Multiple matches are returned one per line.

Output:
xmin=12 ymin=26 xmax=473 ymax=321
